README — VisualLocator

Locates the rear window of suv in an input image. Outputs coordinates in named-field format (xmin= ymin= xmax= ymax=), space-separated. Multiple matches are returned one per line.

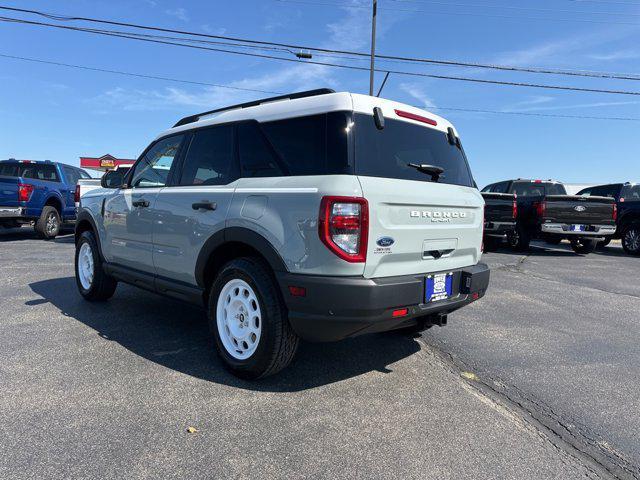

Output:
xmin=353 ymin=113 xmax=474 ymax=187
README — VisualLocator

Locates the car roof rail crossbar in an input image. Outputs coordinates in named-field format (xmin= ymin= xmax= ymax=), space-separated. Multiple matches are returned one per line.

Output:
xmin=173 ymin=88 xmax=336 ymax=128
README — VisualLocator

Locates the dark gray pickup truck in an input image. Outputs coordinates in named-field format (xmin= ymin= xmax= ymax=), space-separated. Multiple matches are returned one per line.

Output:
xmin=482 ymin=179 xmax=616 ymax=254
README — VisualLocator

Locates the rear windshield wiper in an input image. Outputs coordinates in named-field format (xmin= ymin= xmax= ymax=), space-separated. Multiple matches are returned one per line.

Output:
xmin=407 ymin=163 xmax=444 ymax=182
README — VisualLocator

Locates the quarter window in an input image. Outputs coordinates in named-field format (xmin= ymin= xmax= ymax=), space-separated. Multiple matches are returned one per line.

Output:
xmin=130 ymin=135 xmax=184 ymax=188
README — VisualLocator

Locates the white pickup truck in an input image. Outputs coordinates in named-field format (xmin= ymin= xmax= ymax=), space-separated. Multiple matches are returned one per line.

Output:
xmin=75 ymin=167 xmax=130 ymax=208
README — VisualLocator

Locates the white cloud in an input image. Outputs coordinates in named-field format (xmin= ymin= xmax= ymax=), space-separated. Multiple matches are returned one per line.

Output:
xmin=165 ymin=7 xmax=189 ymax=22
xmin=399 ymin=83 xmax=437 ymax=109
xmin=201 ymin=24 xmax=227 ymax=35
xmin=588 ymin=50 xmax=640 ymax=62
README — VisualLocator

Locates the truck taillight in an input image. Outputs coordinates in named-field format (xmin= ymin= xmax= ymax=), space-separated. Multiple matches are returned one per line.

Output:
xmin=536 ymin=201 xmax=546 ymax=217
xmin=74 ymin=184 xmax=81 ymax=204
xmin=319 ymin=196 xmax=368 ymax=263
xmin=613 ymin=203 xmax=617 ymax=222
xmin=18 ymin=183 xmax=34 ymax=202
xmin=513 ymin=199 xmax=518 ymax=219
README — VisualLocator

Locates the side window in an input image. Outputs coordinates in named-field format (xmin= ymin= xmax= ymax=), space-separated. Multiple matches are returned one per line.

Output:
xmin=493 ymin=182 xmax=509 ymax=194
xmin=63 ymin=166 xmax=80 ymax=185
xmin=481 ymin=184 xmax=493 ymax=192
xmin=621 ymin=185 xmax=640 ymax=201
xmin=79 ymin=169 xmax=92 ymax=179
xmin=578 ymin=188 xmax=592 ymax=197
xmin=546 ymin=183 xmax=566 ymax=195
xmin=179 ymin=126 xmax=236 ymax=186
xmin=238 ymin=122 xmax=285 ymax=178
xmin=592 ymin=185 xmax=616 ymax=198
xmin=130 ymin=135 xmax=184 ymax=188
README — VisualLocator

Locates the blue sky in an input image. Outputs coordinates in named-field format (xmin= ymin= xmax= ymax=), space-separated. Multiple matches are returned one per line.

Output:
xmin=0 ymin=0 xmax=638 ymax=187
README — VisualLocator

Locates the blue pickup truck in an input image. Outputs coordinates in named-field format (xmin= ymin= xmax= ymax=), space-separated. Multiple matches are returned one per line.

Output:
xmin=0 ymin=159 xmax=91 ymax=239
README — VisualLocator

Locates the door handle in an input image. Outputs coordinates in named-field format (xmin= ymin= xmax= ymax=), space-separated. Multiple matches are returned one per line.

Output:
xmin=132 ymin=199 xmax=150 ymax=208
xmin=192 ymin=201 xmax=217 ymax=211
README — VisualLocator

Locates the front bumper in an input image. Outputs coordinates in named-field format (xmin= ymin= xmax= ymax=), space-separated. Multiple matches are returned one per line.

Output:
xmin=541 ymin=223 xmax=617 ymax=237
xmin=0 ymin=207 xmax=24 ymax=218
xmin=276 ymin=263 xmax=490 ymax=342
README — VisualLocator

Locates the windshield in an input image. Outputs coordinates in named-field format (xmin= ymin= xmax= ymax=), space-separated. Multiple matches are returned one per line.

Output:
xmin=353 ymin=113 xmax=474 ymax=187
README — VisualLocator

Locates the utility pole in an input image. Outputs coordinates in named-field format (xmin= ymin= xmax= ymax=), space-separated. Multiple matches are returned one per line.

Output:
xmin=369 ymin=0 xmax=377 ymax=96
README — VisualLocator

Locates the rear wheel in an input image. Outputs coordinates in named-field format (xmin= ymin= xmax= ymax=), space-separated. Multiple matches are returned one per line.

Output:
xmin=208 ymin=257 xmax=299 ymax=379
xmin=509 ymin=224 xmax=530 ymax=251
xmin=75 ymin=230 xmax=118 ymax=301
xmin=35 ymin=206 xmax=60 ymax=239
xmin=570 ymin=238 xmax=597 ymax=254
xmin=622 ymin=225 xmax=640 ymax=255
xmin=597 ymin=238 xmax=612 ymax=249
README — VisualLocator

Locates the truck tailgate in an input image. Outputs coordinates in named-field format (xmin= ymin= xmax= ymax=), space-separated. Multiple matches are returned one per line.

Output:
xmin=543 ymin=195 xmax=615 ymax=225
xmin=0 ymin=176 xmax=19 ymax=207
xmin=481 ymin=192 xmax=516 ymax=223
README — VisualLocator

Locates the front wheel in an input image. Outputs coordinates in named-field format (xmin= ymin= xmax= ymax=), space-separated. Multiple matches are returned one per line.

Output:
xmin=208 ymin=257 xmax=299 ymax=379
xmin=622 ymin=225 xmax=640 ymax=255
xmin=75 ymin=231 xmax=118 ymax=301
xmin=570 ymin=238 xmax=597 ymax=254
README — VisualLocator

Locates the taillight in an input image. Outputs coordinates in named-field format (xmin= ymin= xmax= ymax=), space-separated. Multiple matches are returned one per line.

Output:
xmin=319 ymin=196 xmax=368 ymax=262
xmin=536 ymin=201 xmax=546 ymax=217
xmin=74 ymin=183 xmax=81 ymax=203
xmin=18 ymin=183 xmax=34 ymax=202
xmin=613 ymin=203 xmax=617 ymax=222
xmin=512 ymin=198 xmax=518 ymax=219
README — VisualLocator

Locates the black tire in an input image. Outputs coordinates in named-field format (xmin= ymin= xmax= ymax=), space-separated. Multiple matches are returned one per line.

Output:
xmin=34 ymin=206 xmax=61 ymax=239
xmin=510 ymin=224 xmax=530 ymax=251
xmin=208 ymin=257 xmax=299 ymax=379
xmin=621 ymin=224 xmax=640 ymax=255
xmin=596 ymin=238 xmax=612 ymax=249
xmin=75 ymin=230 xmax=118 ymax=301
xmin=545 ymin=237 xmax=563 ymax=245
xmin=483 ymin=237 xmax=500 ymax=252
xmin=570 ymin=238 xmax=597 ymax=254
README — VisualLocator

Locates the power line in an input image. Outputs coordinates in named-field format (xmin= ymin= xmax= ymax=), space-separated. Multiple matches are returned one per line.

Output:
xmin=392 ymin=0 xmax=640 ymax=17
xmin=3 ymin=16 xmax=640 ymax=96
xmin=275 ymin=0 xmax=640 ymax=26
xmin=0 ymin=4 xmax=639 ymax=81
xmin=0 ymin=53 xmax=281 ymax=94
xmin=2 ymin=52 xmax=639 ymax=121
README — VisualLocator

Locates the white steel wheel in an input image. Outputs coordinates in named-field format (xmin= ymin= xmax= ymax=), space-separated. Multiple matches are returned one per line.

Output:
xmin=78 ymin=242 xmax=95 ymax=290
xmin=216 ymin=279 xmax=262 ymax=360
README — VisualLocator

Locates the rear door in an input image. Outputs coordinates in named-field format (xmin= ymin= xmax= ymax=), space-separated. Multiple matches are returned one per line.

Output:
xmin=152 ymin=125 xmax=238 ymax=285
xmin=103 ymin=135 xmax=185 ymax=273
xmin=353 ymin=112 xmax=483 ymax=279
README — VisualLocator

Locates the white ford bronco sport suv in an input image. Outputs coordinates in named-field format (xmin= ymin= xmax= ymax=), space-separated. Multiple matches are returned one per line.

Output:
xmin=75 ymin=89 xmax=490 ymax=379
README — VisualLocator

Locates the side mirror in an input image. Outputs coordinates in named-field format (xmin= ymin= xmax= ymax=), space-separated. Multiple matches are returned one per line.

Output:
xmin=101 ymin=170 xmax=124 ymax=189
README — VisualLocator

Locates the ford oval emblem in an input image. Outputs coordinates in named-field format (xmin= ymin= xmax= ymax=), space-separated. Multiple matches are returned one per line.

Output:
xmin=574 ymin=205 xmax=586 ymax=212
xmin=377 ymin=236 xmax=395 ymax=247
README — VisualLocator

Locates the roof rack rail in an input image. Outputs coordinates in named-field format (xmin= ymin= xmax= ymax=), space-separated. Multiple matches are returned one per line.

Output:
xmin=172 ymin=88 xmax=336 ymax=128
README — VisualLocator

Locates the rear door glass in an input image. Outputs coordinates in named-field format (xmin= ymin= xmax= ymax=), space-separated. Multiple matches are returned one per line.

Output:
xmin=180 ymin=125 xmax=237 ymax=186
xmin=354 ymin=113 xmax=473 ymax=187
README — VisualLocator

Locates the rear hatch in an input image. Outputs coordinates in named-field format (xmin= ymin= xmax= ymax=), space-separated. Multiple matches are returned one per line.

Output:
xmin=543 ymin=195 xmax=615 ymax=225
xmin=482 ymin=192 xmax=516 ymax=223
xmin=352 ymin=109 xmax=483 ymax=279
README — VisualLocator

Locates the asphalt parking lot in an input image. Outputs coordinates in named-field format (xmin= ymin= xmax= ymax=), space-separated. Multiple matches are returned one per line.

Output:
xmin=1 ymin=227 xmax=638 ymax=479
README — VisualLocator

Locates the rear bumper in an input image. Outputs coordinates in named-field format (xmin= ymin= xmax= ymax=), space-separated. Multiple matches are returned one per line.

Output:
xmin=0 ymin=206 xmax=25 ymax=218
xmin=276 ymin=263 xmax=490 ymax=342
xmin=541 ymin=223 xmax=617 ymax=237
xmin=484 ymin=221 xmax=516 ymax=237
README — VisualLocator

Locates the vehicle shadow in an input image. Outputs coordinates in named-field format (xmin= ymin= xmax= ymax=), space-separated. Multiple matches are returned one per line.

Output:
xmin=28 ymin=276 xmax=421 ymax=392
xmin=486 ymin=243 xmax=578 ymax=257
xmin=0 ymin=226 xmax=74 ymax=242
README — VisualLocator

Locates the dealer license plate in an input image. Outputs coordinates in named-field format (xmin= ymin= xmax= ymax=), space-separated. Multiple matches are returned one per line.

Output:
xmin=425 ymin=273 xmax=453 ymax=303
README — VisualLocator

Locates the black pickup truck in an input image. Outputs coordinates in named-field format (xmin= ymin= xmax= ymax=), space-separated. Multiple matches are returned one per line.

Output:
xmin=576 ymin=182 xmax=640 ymax=255
xmin=482 ymin=179 xmax=616 ymax=254
xmin=481 ymin=192 xmax=517 ymax=250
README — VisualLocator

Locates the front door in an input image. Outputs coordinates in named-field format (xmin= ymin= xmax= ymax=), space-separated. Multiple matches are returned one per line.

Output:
xmin=103 ymin=135 xmax=185 ymax=274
